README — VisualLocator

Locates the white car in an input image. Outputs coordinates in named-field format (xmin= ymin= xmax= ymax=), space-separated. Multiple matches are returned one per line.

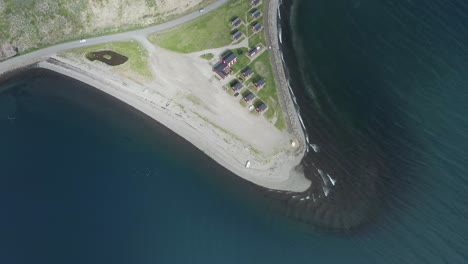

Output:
xmin=79 ymin=39 xmax=86 ymax=43
xmin=199 ymin=8 xmax=205 ymax=12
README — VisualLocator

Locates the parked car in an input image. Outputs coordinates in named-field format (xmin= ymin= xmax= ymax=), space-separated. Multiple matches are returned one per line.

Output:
xmin=234 ymin=92 xmax=240 ymax=97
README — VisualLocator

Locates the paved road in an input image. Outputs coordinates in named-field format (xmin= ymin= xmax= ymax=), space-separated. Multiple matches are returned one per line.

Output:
xmin=0 ymin=0 xmax=229 ymax=72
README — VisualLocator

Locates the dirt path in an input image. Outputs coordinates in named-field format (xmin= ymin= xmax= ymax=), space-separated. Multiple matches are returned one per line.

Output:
xmin=187 ymin=38 xmax=249 ymax=58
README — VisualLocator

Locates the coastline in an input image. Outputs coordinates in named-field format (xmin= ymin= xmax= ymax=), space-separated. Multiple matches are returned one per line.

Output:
xmin=0 ymin=51 xmax=310 ymax=191
xmin=264 ymin=0 xmax=307 ymax=152
xmin=0 ymin=0 xmax=310 ymax=193
xmin=263 ymin=0 xmax=382 ymax=230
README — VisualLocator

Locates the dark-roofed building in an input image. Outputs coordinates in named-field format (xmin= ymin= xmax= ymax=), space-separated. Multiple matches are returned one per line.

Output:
xmin=256 ymin=102 xmax=268 ymax=113
xmin=251 ymin=9 xmax=262 ymax=19
xmin=231 ymin=17 xmax=242 ymax=28
xmin=231 ymin=30 xmax=243 ymax=40
xmin=230 ymin=80 xmax=244 ymax=92
xmin=222 ymin=51 xmax=238 ymax=66
xmin=247 ymin=46 xmax=261 ymax=58
xmin=251 ymin=0 xmax=260 ymax=7
xmin=254 ymin=78 xmax=266 ymax=89
xmin=213 ymin=62 xmax=229 ymax=79
xmin=252 ymin=22 xmax=263 ymax=33
xmin=243 ymin=91 xmax=256 ymax=102
xmin=242 ymin=67 xmax=254 ymax=78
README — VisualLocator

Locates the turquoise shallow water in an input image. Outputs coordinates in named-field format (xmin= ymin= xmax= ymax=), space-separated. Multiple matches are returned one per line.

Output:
xmin=1 ymin=0 xmax=468 ymax=262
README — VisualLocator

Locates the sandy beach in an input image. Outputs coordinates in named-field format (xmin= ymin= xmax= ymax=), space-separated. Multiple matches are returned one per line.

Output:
xmin=0 ymin=0 xmax=310 ymax=192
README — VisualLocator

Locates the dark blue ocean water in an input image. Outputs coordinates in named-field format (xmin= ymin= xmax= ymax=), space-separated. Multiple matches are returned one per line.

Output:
xmin=1 ymin=0 xmax=468 ymax=263
xmin=285 ymin=0 xmax=468 ymax=262
xmin=0 ymin=69 xmax=367 ymax=264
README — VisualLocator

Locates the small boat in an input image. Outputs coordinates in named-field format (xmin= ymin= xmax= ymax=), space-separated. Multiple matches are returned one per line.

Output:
xmin=245 ymin=160 xmax=251 ymax=168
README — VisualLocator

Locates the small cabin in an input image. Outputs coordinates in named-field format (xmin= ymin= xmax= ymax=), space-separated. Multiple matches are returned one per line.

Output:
xmin=242 ymin=67 xmax=254 ymax=78
xmin=251 ymin=9 xmax=262 ymax=19
xmin=222 ymin=51 xmax=238 ymax=66
xmin=252 ymin=22 xmax=263 ymax=33
xmin=248 ymin=46 xmax=261 ymax=58
xmin=243 ymin=91 xmax=256 ymax=102
xmin=254 ymin=78 xmax=266 ymax=89
xmin=231 ymin=17 xmax=242 ymax=28
xmin=213 ymin=62 xmax=229 ymax=79
xmin=231 ymin=30 xmax=243 ymax=40
xmin=230 ymin=80 xmax=244 ymax=92
xmin=251 ymin=0 xmax=260 ymax=7
xmin=256 ymin=102 xmax=268 ymax=113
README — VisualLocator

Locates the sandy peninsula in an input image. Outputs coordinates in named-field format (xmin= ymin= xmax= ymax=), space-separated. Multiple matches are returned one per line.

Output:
xmin=0 ymin=0 xmax=310 ymax=192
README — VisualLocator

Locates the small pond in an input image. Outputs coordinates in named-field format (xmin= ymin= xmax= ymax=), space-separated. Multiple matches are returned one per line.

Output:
xmin=85 ymin=50 xmax=128 ymax=66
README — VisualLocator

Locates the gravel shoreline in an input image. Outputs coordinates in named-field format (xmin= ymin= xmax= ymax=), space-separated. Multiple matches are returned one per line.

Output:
xmin=0 ymin=0 xmax=310 ymax=192
xmin=264 ymin=0 xmax=306 ymax=154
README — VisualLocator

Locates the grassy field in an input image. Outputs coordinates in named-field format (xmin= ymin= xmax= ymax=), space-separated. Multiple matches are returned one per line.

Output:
xmin=248 ymin=29 xmax=267 ymax=47
xmin=230 ymin=48 xmax=250 ymax=73
xmin=250 ymin=51 xmax=287 ymax=130
xmin=148 ymin=0 xmax=252 ymax=53
xmin=63 ymin=41 xmax=153 ymax=80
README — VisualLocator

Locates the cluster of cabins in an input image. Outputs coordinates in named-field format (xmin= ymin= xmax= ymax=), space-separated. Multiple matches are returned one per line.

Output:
xmin=212 ymin=49 xmax=268 ymax=113
xmin=211 ymin=0 xmax=269 ymax=114
xmin=229 ymin=1 xmax=264 ymax=41
xmin=229 ymin=65 xmax=268 ymax=113
xmin=230 ymin=80 xmax=268 ymax=113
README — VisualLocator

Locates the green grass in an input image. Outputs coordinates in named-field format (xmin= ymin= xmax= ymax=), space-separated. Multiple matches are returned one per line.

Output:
xmin=248 ymin=29 xmax=267 ymax=47
xmin=147 ymin=0 xmax=287 ymax=131
xmin=230 ymin=48 xmax=250 ymax=73
xmin=250 ymin=51 xmax=287 ymax=130
xmin=148 ymin=0 xmax=251 ymax=53
xmin=246 ymin=2 xmax=265 ymax=22
xmin=64 ymin=40 xmax=153 ymax=80
xmin=200 ymin=53 xmax=214 ymax=60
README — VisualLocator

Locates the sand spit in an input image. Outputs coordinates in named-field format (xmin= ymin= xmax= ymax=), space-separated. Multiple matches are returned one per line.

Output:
xmin=0 ymin=42 xmax=309 ymax=191
xmin=0 ymin=0 xmax=310 ymax=192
